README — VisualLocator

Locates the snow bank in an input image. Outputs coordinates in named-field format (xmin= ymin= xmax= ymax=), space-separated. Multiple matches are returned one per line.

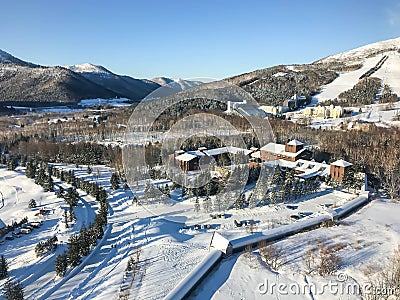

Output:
xmin=163 ymin=250 xmax=222 ymax=300
xmin=332 ymin=193 xmax=369 ymax=219
xmin=231 ymin=214 xmax=332 ymax=251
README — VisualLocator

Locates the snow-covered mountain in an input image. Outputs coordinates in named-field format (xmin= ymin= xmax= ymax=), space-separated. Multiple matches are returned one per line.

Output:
xmin=316 ymin=37 xmax=400 ymax=64
xmin=66 ymin=63 xmax=161 ymax=101
xmin=313 ymin=37 xmax=400 ymax=101
xmin=0 ymin=52 xmax=160 ymax=105
xmin=151 ymin=77 xmax=204 ymax=89
xmin=1 ymin=36 xmax=400 ymax=106
xmin=229 ymin=37 xmax=400 ymax=105
xmin=145 ymin=77 xmax=204 ymax=100
xmin=0 ymin=49 xmax=37 ymax=67
xmin=65 ymin=63 xmax=111 ymax=75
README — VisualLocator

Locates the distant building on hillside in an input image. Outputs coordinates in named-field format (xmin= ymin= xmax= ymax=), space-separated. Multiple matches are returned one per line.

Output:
xmin=226 ymin=100 xmax=266 ymax=117
xmin=259 ymin=105 xmax=289 ymax=115
xmin=283 ymin=94 xmax=308 ymax=110
xmin=259 ymin=94 xmax=308 ymax=116
xmin=303 ymin=104 xmax=343 ymax=119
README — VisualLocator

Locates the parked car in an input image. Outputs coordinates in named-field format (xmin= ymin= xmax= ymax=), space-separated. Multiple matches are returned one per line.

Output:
xmin=20 ymin=228 xmax=31 ymax=234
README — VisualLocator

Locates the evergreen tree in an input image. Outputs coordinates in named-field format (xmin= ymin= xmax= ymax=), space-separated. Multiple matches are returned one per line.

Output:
xmin=213 ymin=194 xmax=223 ymax=212
xmin=64 ymin=187 xmax=79 ymax=206
xmin=0 ymin=154 xmax=6 ymax=165
xmin=110 ymin=173 xmax=120 ymax=190
xmin=270 ymin=190 xmax=277 ymax=204
xmin=4 ymin=279 xmax=24 ymax=300
xmin=342 ymin=167 xmax=355 ymax=191
xmin=6 ymin=156 xmax=18 ymax=171
xmin=0 ymin=255 xmax=8 ymax=279
xmin=28 ymin=199 xmax=37 ymax=209
xmin=78 ymin=227 xmax=90 ymax=257
xmin=164 ymin=184 xmax=170 ymax=196
xmin=60 ymin=170 xmax=65 ymax=182
xmin=64 ymin=210 xmax=69 ymax=228
xmin=272 ymin=167 xmax=285 ymax=186
xmin=203 ymin=195 xmax=212 ymax=212
xmin=25 ymin=160 xmax=36 ymax=179
xmin=35 ymin=242 xmax=45 ymax=257
xmin=68 ymin=235 xmax=81 ymax=267
xmin=43 ymin=175 xmax=54 ymax=192
xmin=35 ymin=168 xmax=46 ymax=186
xmin=194 ymin=197 xmax=200 ymax=213
xmin=238 ymin=193 xmax=246 ymax=209
xmin=47 ymin=165 xmax=53 ymax=177
xmin=55 ymin=252 xmax=68 ymax=277
xmin=57 ymin=186 xmax=64 ymax=198
xmin=248 ymin=192 xmax=257 ymax=209
xmin=69 ymin=205 xmax=75 ymax=222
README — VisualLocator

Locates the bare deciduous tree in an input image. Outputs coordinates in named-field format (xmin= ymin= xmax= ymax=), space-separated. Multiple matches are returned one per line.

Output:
xmin=258 ymin=241 xmax=285 ymax=271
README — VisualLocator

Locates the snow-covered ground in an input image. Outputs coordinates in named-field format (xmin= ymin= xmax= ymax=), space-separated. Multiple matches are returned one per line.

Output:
xmin=192 ymin=197 xmax=400 ymax=299
xmin=0 ymin=161 xmax=364 ymax=299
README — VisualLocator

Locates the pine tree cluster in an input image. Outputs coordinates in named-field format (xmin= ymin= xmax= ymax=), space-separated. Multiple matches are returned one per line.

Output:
xmin=0 ymin=255 xmax=8 ymax=279
xmin=35 ymin=236 xmax=58 ymax=257
xmin=26 ymin=161 xmax=54 ymax=192
xmin=52 ymin=167 xmax=109 ymax=276
xmin=4 ymin=279 xmax=24 ymax=300
xmin=267 ymin=167 xmax=321 ymax=203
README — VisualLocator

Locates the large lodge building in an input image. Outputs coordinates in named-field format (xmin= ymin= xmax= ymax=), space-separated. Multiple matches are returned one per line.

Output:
xmin=174 ymin=139 xmax=353 ymax=182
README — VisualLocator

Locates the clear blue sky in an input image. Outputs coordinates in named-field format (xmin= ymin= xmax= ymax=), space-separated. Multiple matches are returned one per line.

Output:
xmin=1 ymin=0 xmax=400 ymax=79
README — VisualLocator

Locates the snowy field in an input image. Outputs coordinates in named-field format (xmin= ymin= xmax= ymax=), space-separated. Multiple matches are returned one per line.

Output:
xmin=0 ymin=165 xmax=212 ymax=299
xmin=192 ymin=198 xmax=400 ymax=300
xmin=0 ymin=162 xmax=364 ymax=299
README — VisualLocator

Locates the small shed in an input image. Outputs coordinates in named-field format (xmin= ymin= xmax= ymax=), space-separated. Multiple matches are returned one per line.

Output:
xmin=209 ymin=232 xmax=233 ymax=257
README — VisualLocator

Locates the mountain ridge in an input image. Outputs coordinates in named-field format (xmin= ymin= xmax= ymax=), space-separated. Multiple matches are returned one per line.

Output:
xmin=1 ymin=36 xmax=399 ymax=106
xmin=0 ymin=50 xmax=161 ymax=105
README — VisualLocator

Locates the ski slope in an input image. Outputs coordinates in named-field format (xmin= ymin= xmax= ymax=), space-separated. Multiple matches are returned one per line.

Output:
xmin=373 ymin=51 xmax=400 ymax=95
xmin=314 ymin=36 xmax=400 ymax=102
xmin=314 ymin=55 xmax=383 ymax=102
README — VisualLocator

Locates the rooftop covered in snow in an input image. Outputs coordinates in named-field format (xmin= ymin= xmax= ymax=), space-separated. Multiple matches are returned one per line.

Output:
xmin=331 ymin=159 xmax=352 ymax=167
xmin=287 ymin=139 xmax=304 ymax=146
